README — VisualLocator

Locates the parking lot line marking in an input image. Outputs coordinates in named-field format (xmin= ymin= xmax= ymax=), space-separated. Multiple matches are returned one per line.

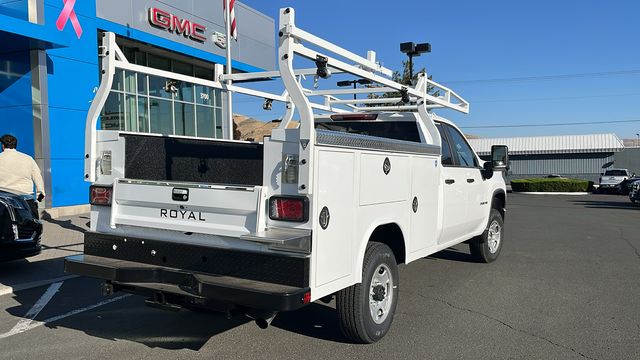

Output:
xmin=0 ymin=275 xmax=79 ymax=298
xmin=0 ymin=286 xmax=13 ymax=298
xmin=0 ymin=294 xmax=131 ymax=340
xmin=11 ymin=275 xmax=79 ymax=293
xmin=0 ymin=282 xmax=62 ymax=339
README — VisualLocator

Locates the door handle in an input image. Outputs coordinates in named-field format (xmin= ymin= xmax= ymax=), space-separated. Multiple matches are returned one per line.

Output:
xmin=467 ymin=178 xmax=475 ymax=183
xmin=445 ymin=179 xmax=455 ymax=185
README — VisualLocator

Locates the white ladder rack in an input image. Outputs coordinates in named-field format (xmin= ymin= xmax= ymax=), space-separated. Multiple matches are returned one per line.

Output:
xmin=85 ymin=7 xmax=469 ymax=193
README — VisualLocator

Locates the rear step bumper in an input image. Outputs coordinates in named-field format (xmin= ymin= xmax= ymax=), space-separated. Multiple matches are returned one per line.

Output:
xmin=65 ymin=254 xmax=310 ymax=312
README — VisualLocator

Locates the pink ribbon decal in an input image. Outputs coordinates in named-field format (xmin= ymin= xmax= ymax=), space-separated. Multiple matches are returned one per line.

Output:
xmin=56 ymin=0 xmax=83 ymax=39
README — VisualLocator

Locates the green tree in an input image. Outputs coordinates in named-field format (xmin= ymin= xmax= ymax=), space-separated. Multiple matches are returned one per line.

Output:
xmin=367 ymin=60 xmax=438 ymax=105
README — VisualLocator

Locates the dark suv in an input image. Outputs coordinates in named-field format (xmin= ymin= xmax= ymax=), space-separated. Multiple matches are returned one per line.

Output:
xmin=0 ymin=190 xmax=43 ymax=261
xmin=629 ymin=181 xmax=640 ymax=205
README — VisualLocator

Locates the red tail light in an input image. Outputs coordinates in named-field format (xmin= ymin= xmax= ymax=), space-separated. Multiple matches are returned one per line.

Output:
xmin=90 ymin=185 xmax=113 ymax=206
xmin=302 ymin=291 xmax=311 ymax=304
xmin=269 ymin=196 xmax=308 ymax=222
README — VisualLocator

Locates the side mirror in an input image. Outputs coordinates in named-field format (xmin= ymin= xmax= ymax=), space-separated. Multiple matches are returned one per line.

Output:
xmin=482 ymin=161 xmax=494 ymax=179
xmin=491 ymin=145 xmax=509 ymax=172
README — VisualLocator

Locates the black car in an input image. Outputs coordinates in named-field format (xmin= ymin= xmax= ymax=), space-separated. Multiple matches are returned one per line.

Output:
xmin=618 ymin=176 xmax=640 ymax=195
xmin=0 ymin=190 xmax=43 ymax=262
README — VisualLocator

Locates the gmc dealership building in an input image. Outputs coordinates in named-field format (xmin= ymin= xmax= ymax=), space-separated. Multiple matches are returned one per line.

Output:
xmin=0 ymin=0 xmax=274 ymax=215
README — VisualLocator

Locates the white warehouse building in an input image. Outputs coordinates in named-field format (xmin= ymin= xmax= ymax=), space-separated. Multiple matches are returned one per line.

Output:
xmin=468 ymin=134 xmax=629 ymax=183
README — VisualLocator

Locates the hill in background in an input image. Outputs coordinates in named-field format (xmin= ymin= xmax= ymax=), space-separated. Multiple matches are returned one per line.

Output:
xmin=234 ymin=115 xmax=298 ymax=141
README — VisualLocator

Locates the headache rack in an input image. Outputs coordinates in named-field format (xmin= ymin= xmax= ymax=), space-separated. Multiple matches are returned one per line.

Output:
xmin=85 ymin=7 xmax=469 ymax=192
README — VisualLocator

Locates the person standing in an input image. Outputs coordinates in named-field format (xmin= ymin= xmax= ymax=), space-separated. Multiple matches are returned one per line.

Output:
xmin=0 ymin=134 xmax=46 ymax=219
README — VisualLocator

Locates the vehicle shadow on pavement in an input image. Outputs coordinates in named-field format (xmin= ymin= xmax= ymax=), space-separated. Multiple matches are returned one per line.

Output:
xmin=5 ymin=290 xmax=251 ymax=350
xmin=573 ymin=200 xmax=640 ymax=211
xmin=427 ymin=248 xmax=479 ymax=263
xmin=4 ymin=279 xmax=350 ymax=349
xmin=49 ymin=308 xmax=250 ymax=350
xmin=0 ymin=257 xmax=76 ymax=288
xmin=271 ymin=302 xmax=350 ymax=343
xmin=41 ymin=213 xmax=88 ymax=234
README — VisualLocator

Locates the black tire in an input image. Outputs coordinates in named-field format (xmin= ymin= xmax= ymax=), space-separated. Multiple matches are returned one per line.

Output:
xmin=469 ymin=208 xmax=504 ymax=263
xmin=336 ymin=242 xmax=399 ymax=343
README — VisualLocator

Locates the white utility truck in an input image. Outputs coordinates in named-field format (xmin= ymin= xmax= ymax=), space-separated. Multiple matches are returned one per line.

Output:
xmin=65 ymin=8 xmax=508 ymax=343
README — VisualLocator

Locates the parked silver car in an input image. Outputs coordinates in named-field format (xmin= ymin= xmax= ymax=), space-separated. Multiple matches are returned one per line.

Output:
xmin=598 ymin=168 xmax=630 ymax=192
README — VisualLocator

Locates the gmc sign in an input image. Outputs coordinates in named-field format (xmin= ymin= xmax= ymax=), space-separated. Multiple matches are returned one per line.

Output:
xmin=148 ymin=8 xmax=207 ymax=43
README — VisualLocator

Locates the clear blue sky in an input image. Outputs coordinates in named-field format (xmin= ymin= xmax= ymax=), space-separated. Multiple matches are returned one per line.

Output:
xmin=235 ymin=0 xmax=640 ymax=139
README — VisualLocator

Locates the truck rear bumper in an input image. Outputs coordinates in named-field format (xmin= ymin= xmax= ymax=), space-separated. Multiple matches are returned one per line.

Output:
xmin=65 ymin=254 xmax=310 ymax=311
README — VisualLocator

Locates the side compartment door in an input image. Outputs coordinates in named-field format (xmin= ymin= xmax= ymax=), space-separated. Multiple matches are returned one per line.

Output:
xmin=314 ymin=149 xmax=355 ymax=287
xmin=409 ymin=156 xmax=440 ymax=253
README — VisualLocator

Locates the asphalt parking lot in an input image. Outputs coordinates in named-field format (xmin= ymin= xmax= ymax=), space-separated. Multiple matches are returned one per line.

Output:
xmin=0 ymin=193 xmax=638 ymax=359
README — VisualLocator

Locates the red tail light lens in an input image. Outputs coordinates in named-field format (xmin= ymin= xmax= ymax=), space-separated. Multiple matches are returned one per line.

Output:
xmin=90 ymin=185 xmax=113 ymax=206
xmin=302 ymin=291 xmax=311 ymax=304
xmin=269 ymin=196 xmax=308 ymax=222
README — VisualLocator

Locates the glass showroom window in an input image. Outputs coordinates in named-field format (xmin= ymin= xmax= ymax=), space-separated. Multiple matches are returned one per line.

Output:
xmin=100 ymin=49 xmax=223 ymax=138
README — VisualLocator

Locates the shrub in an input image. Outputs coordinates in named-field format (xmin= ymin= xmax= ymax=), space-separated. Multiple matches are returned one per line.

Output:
xmin=510 ymin=178 xmax=590 ymax=192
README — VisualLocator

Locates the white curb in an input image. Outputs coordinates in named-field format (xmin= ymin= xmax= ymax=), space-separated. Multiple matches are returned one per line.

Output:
xmin=515 ymin=192 xmax=590 ymax=196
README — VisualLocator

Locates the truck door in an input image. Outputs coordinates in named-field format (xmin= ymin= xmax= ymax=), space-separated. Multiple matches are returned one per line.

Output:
xmin=436 ymin=123 xmax=468 ymax=243
xmin=443 ymin=125 xmax=485 ymax=232
xmin=438 ymin=123 xmax=486 ymax=240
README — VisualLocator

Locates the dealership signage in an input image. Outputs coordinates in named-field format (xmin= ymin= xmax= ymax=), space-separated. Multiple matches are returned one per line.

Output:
xmin=148 ymin=8 xmax=207 ymax=43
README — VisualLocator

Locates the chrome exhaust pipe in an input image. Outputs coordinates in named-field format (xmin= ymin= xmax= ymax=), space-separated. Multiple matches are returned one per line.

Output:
xmin=251 ymin=312 xmax=278 ymax=329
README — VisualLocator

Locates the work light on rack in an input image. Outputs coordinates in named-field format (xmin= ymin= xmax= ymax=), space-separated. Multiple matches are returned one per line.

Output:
xmin=314 ymin=55 xmax=331 ymax=89
xmin=263 ymin=98 xmax=273 ymax=111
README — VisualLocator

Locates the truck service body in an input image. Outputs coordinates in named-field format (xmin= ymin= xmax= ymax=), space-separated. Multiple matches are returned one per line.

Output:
xmin=66 ymin=8 xmax=508 ymax=343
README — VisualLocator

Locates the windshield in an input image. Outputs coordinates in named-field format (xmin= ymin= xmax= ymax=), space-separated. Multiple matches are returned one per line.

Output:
xmin=315 ymin=121 xmax=421 ymax=142
xmin=604 ymin=170 xmax=627 ymax=176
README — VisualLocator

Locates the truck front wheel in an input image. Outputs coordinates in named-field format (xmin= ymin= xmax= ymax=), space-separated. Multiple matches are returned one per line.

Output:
xmin=336 ymin=242 xmax=399 ymax=343
xmin=469 ymin=208 xmax=504 ymax=263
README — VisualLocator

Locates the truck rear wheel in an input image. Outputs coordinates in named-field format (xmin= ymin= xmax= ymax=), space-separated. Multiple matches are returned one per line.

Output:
xmin=336 ymin=242 xmax=399 ymax=343
xmin=469 ymin=209 xmax=504 ymax=263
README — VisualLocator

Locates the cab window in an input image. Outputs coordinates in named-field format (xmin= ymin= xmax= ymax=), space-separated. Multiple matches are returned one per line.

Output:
xmin=604 ymin=170 xmax=627 ymax=176
xmin=442 ymin=124 xmax=478 ymax=168
xmin=435 ymin=123 xmax=454 ymax=166
xmin=315 ymin=121 xmax=421 ymax=142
